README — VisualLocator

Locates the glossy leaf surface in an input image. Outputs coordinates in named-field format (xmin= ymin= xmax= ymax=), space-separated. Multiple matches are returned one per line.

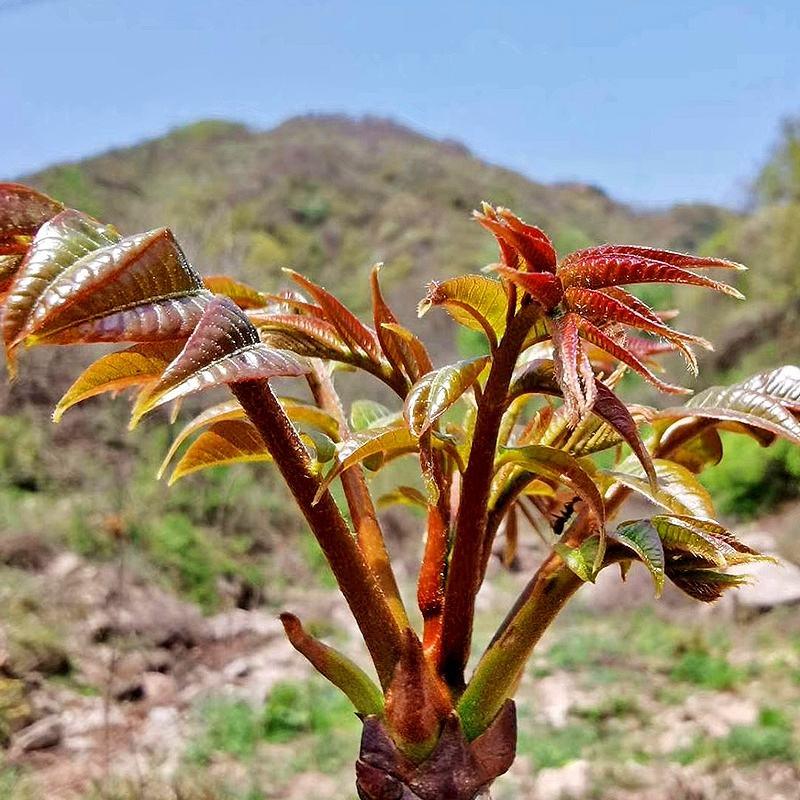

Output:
xmin=203 ymin=275 xmax=270 ymax=309
xmin=555 ymin=537 xmax=602 ymax=582
xmin=167 ymin=419 xmax=271 ymax=483
xmin=404 ymin=356 xmax=489 ymax=436
xmin=133 ymin=296 xmax=307 ymax=424
xmin=0 ymin=183 xmax=63 ymax=239
xmin=604 ymin=459 xmax=715 ymax=518
xmin=612 ymin=520 xmax=666 ymax=596
xmin=54 ymin=341 xmax=184 ymax=422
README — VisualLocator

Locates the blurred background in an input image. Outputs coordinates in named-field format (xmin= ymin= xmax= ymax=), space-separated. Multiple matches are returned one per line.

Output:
xmin=1 ymin=1 xmax=799 ymax=798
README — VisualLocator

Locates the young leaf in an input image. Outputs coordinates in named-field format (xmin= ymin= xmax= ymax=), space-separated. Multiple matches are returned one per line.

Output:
xmin=495 ymin=444 xmax=605 ymax=531
xmin=650 ymin=516 xmax=729 ymax=566
xmin=662 ymin=421 xmax=724 ymax=473
xmin=561 ymin=244 xmax=746 ymax=272
xmin=132 ymin=295 xmax=308 ymax=425
xmin=285 ymin=268 xmax=382 ymax=361
xmin=657 ymin=382 xmax=800 ymax=444
xmin=612 ymin=520 xmax=666 ymax=596
xmin=280 ymin=613 xmax=384 ymax=716
xmin=376 ymin=485 xmax=428 ymax=510
xmin=251 ymin=312 xmax=353 ymax=361
xmin=404 ymin=356 xmax=490 ymax=437
xmin=740 ymin=365 xmax=800 ymax=411
xmin=203 ymin=275 xmax=270 ymax=309
xmin=54 ymin=341 xmax=184 ymax=422
xmin=555 ymin=537 xmax=602 ymax=582
xmin=550 ymin=312 xmax=596 ymax=423
xmin=473 ymin=204 xmax=557 ymax=273
xmin=3 ymin=210 xmax=121 ymax=357
xmin=418 ymin=275 xmax=508 ymax=346
xmin=7 ymin=220 xmax=211 ymax=356
xmin=0 ymin=183 xmax=64 ymax=239
xmin=158 ymin=396 xmax=339 ymax=479
xmin=167 ymin=419 xmax=272 ymax=484
xmin=370 ymin=264 xmax=431 ymax=383
xmin=559 ymin=252 xmax=745 ymax=299
xmin=510 ymin=358 xmax=656 ymax=486
xmin=490 ymin=265 xmax=564 ymax=311
xmin=314 ymin=425 xmax=419 ymax=503
xmin=666 ymin=569 xmax=748 ymax=603
xmin=604 ymin=458 xmax=715 ymax=518
xmin=350 ymin=399 xmax=393 ymax=431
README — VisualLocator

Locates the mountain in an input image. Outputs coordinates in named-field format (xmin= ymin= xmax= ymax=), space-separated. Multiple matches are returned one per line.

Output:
xmin=20 ymin=115 xmax=737 ymax=368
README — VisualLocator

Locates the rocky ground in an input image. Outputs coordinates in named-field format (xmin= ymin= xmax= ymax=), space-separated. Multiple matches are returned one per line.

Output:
xmin=1 ymin=505 xmax=799 ymax=800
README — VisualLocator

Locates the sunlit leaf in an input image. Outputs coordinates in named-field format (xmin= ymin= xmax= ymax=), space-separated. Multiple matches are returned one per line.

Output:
xmin=490 ymin=265 xmax=563 ymax=311
xmin=417 ymin=275 xmax=508 ymax=346
xmin=404 ymin=356 xmax=490 ymax=436
xmin=495 ymin=445 xmax=605 ymax=534
xmin=251 ymin=312 xmax=352 ymax=360
xmin=650 ymin=515 xmax=729 ymax=565
xmin=656 ymin=382 xmax=800 ymax=444
xmin=559 ymin=252 xmax=745 ymax=299
xmin=740 ymin=365 xmax=800 ymax=411
xmin=54 ymin=341 xmax=184 ymax=422
xmin=662 ymin=421 xmax=724 ymax=473
xmin=280 ymin=613 xmax=384 ymax=716
xmin=6 ymin=215 xmax=212 ymax=360
xmin=203 ymin=275 xmax=270 ymax=309
xmin=0 ymin=183 xmax=63 ymax=239
xmin=561 ymin=244 xmax=746 ymax=272
xmin=603 ymin=458 xmax=715 ymax=518
xmin=509 ymin=359 xmax=655 ymax=485
xmin=612 ymin=520 xmax=666 ymax=596
xmin=371 ymin=264 xmax=431 ymax=383
xmin=167 ymin=419 xmax=271 ymax=484
xmin=285 ymin=269 xmax=382 ymax=361
xmin=550 ymin=312 xmax=596 ymax=422
xmin=314 ymin=425 xmax=419 ymax=503
xmin=474 ymin=204 xmax=557 ymax=273
xmin=376 ymin=485 xmax=428 ymax=510
xmin=555 ymin=536 xmax=602 ymax=582
xmin=132 ymin=296 xmax=308 ymax=425
xmin=350 ymin=399 xmax=393 ymax=431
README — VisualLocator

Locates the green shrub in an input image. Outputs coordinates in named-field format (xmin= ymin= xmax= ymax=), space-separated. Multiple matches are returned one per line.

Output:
xmin=670 ymin=649 xmax=743 ymax=691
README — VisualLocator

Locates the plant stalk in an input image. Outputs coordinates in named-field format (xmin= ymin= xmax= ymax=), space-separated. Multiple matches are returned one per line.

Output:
xmin=232 ymin=379 xmax=405 ymax=688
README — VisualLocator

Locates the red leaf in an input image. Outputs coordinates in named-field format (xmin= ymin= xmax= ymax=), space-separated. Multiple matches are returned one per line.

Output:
xmin=550 ymin=313 xmax=596 ymax=422
xmin=0 ymin=183 xmax=64 ymax=240
xmin=490 ymin=266 xmax=564 ymax=311
xmin=473 ymin=204 xmax=557 ymax=273
xmin=559 ymin=254 xmax=744 ymax=298
xmin=574 ymin=316 xmax=691 ymax=395
xmin=562 ymin=244 xmax=746 ymax=272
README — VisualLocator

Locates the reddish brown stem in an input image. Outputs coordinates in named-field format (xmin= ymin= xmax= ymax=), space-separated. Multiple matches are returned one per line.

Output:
xmin=438 ymin=304 xmax=541 ymax=688
xmin=306 ymin=366 xmax=409 ymax=628
xmin=231 ymin=379 xmax=404 ymax=688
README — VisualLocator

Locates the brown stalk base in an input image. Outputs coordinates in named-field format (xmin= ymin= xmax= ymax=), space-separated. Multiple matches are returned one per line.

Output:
xmin=355 ymin=701 xmax=516 ymax=800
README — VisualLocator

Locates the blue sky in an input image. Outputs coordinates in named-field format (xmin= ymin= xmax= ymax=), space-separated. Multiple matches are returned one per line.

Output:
xmin=2 ymin=0 xmax=798 ymax=207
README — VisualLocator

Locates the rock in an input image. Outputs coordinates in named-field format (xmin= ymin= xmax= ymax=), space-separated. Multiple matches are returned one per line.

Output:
xmin=204 ymin=609 xmax=283 ymax=641
xmin=0 ymin=533 xmax=54 ymax=570
xmin=12 ymin=715 xmax=62 ymax=752
xmin=142 ymin=672 xmax=177 ymax=706
xmin=732 ymin=556 xmax=800 ymax=616
xmin=534 ymin=759 xmax=591 ymax=800
xmin=534 ymin=673 xmax=574 ymax=728
xmin=0 ymin=677 xmax=35 ymax=744
xmin=46 ymin=552 xmax=82 ymax=579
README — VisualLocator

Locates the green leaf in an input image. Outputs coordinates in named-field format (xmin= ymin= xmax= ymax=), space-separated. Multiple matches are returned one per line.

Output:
xmin=53 ymin=341 xmax=184 ymax=422
xmin=657 ymin=382 xmax=800 ymax=445
xmin=417 ymin=275 xmax=508 ymax=346
xmin=612 ymin=520 xmax=666 ymax=596
xmin=495 ymin=445 xmax=605 ymax=534
xmin=203 ymin=275 xmax=270 ymax=309
xmin=132 ymin=296 xmax=307 ymax=425
xmin=314 ymin=425 xmax=419 ymax=503
xmin=404 ymin=356 xmax=490 ymax=436
xmin=603 ymin=458 xmax=715 ymax=518
xmin=555 ymin=537 xmax=602 ymax=582
xmin=350 ymin=399 xmax=393 ymax=431
xmin=168 ymin=419 xmax=271 ymax=484
xmin=280 ymin=613 xmax=383 ymax=716
xmin=376 ymin=486 xmax=428 ymax=510
xmin=650 ymin=515 xmax=728 ymax=566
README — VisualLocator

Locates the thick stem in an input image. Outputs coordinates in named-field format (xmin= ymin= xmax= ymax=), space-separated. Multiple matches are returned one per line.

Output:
xmin=231 ymin=379 xmax=404 ymax=688
xmin=306 ymin=366 xmax=409 ymax=628
xmin=457 ymin=552 xmax=582 ymax=740
xmin=438 ymin=305 xmax=539 ymax=688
